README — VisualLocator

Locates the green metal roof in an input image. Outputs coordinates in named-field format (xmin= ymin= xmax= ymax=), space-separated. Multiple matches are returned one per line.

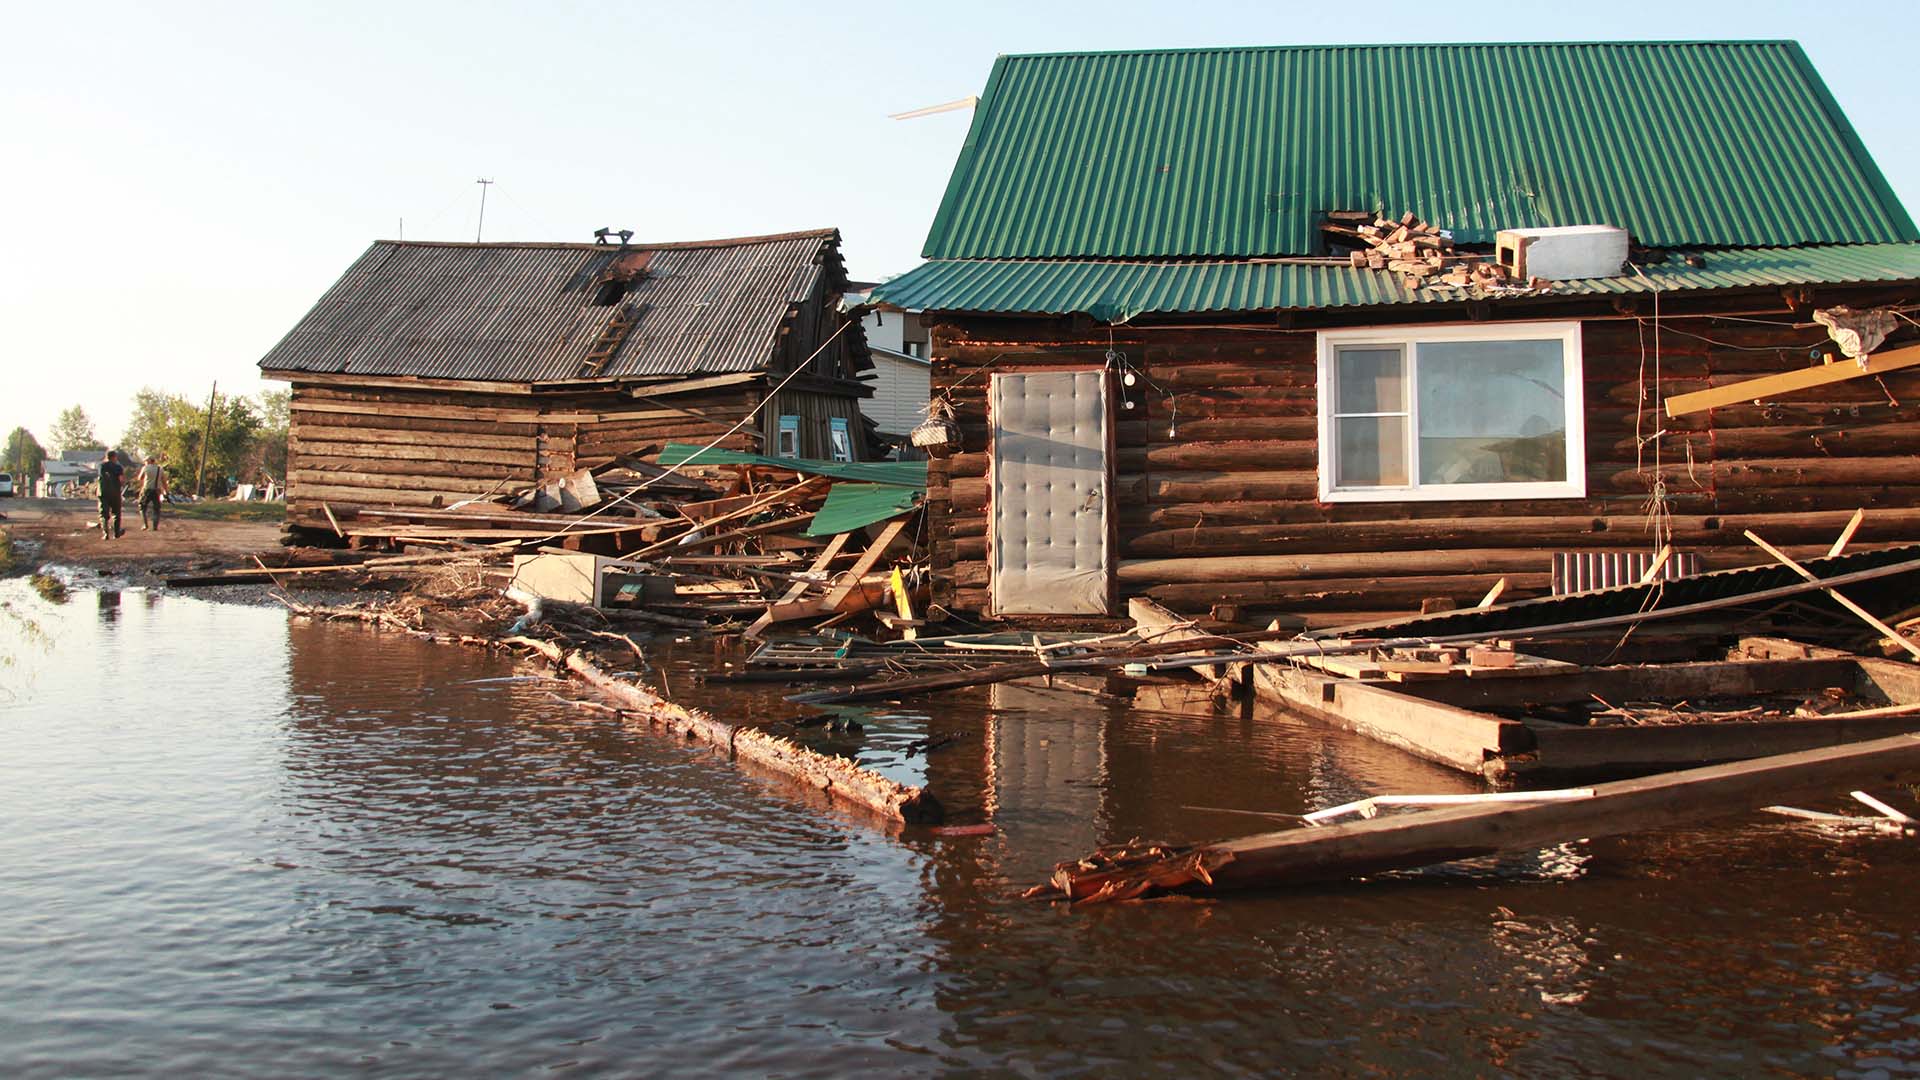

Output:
xmin=871 ymin=244 xmax=1920 ymax=322
xmin=657 ymin=443 xmax=927 ymax=487
xmin=805 ymin=483 xmax=922 ymax=537
xmin=922 ymin=42 xmax=1916 ymax=259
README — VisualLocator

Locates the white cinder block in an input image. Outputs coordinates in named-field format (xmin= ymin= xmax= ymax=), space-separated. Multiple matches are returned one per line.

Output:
xmin=1495 ymin=225 xmax=1630 ymax=280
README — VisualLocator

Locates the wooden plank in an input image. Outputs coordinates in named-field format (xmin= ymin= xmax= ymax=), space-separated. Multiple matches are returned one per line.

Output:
xmin=289 ymin=425 xmax=540 ymax=451
xmin=822 ymin=518 xmax=910 ymax=611
xmin=630 ymin=477 xmax=827 ymax=558
xmin=321 ymin=502 xmax=344 ymax=538
xmin=1406 ymin=657 xmax=1868 ymax=710
xmin=1034 ymin=733 xmax=1920 ymax=899
xmin=745 ymin=531 xmax=852 ymax=639
xmin=1252 ymin=662 xmax=1525 ymax=774
xmin=1516 ymin=714 xmax=1920 ymax=778
xmin=1829 ymin=509 xmax=1867 ymax=558
xmin=1664 ymin=343 xmax=1920 ymax=417
xmin=625 ymin=372 xmax=763 ymax=397
xmin=1743 ymin=530 xmax=1920 ymax=661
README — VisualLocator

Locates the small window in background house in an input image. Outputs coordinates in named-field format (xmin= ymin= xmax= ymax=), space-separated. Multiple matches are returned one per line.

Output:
xmin=828 ymin=417 xmax=853 ymax=462
xmin=776 ymin=415 xmax=801 ymax=459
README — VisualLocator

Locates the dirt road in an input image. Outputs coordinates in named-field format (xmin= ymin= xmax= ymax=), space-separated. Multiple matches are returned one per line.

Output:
xmin=1 ymin=496 xmax=285 ymax=581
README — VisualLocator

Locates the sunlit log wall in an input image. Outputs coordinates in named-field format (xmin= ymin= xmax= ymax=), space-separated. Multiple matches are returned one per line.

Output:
xmin=282 ymin=380 xmax=763 ymax=529
xmin=924 ymin=288 xmax=1920 ymax=627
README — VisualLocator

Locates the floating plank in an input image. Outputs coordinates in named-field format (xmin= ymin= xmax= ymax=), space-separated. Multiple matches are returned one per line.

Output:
xmin=1664 ymin=343 xmax=1920 ymax=417
xmin=1030 ymin=732 xmax=1920 ymax=901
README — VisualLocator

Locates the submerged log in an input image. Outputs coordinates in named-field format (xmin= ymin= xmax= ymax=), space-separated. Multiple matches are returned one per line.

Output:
xmin=516 ymin=638 xmax=942 ymax=824
xmin=1029 ymin=733 xmax=1920 ymax=902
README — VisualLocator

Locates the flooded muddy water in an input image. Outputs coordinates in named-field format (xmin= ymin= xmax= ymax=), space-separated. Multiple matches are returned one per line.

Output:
xmin=4 ymin=582 xmax=1920 ymax=1077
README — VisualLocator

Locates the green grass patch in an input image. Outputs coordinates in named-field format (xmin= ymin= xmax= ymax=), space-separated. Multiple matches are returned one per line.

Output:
xmin=169 ymin=501 xmax=286 ymax=524
xmin=0 ymin=528 xmax=12 ymax=575
xmin=29 ymin=573 xmax=68 ymax=604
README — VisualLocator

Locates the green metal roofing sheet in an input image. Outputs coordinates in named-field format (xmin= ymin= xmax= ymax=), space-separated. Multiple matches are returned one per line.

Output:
xmin=923 ymin=42 xmax=1916 ymax=259
xmin=870 ymin=244 xmax=1920 ymax=321
xmin=804 ymin=483 xmax=923 ymax=537
xmin=657 ymin=443 xmax=928 ymax=487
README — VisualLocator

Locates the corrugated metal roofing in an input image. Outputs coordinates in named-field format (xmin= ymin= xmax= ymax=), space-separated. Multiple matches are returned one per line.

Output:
xmin=870 ymin=243 xmax=1920 ymax=320
xmin=923 ymin=42 xmax=1917 ymax=259
xmin=260 ymin=230 xmax=843 ymax=383
xmin=1304 ymin=542 xmax=1920 ymax=640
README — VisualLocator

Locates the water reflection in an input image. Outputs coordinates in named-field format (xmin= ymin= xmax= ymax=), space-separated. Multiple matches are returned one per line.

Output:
xmin=3 ymin=588 xmax=1919 ymax=1077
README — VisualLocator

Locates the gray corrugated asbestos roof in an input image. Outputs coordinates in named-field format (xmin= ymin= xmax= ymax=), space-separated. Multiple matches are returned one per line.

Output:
xmin=260 ymin=230 xmax=841 ymax=383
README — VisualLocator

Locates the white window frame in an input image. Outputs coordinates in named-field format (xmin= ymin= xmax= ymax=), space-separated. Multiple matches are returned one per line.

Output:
xmin=827 ymin=417 xmax=853 ymax=463
xmin=775 ymin=415 xmax=801 ymax=460
xmin=1316 ymin=321 xmax=1586 ymax=503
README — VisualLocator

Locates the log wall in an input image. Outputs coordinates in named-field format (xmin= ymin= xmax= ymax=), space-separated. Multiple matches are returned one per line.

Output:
xmin=925 ymin=301 xmax=1920 ymax=626
xmin=286 ymin=380 xmax=763 ymax=526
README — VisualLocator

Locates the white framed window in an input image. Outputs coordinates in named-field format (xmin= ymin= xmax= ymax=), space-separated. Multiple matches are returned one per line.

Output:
xmin=776 ymin=415 xmax=801 ymax=459
xmin=827 ymin=417 xmax=853 ymax=462
xmin=1317 ymin=322 xmax=1585 ymax=502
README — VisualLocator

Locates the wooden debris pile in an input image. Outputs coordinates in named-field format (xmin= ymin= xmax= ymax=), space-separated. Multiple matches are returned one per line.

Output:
xmin=280 ymin=590 xmax=942 ymax=825
xmin=1321 ymin=210 xmax=1546 ymax=293
xmin=1021 ymin=838 xmax=1237 ymax=905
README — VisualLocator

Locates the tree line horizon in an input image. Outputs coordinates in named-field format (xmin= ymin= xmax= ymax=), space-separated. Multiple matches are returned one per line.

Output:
xmin=5 ymin=388 xmax=289 ymax=496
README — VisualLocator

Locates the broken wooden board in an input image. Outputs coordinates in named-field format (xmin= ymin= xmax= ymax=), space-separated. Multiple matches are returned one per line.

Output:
xmin=1664 ymin=342 xmax=1920 ymax=417
xmin=1257 ymin=649 xmax=1920 ymax=782
xmin=1028 ymin=731 xmax=1920 ymax=901
xmin=1129 ymin=597 xmax=1240 ymax=683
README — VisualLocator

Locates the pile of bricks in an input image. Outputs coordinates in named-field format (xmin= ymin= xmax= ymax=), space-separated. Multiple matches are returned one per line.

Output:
xmin=1323 ymin=211 xmax=1545 ymax=292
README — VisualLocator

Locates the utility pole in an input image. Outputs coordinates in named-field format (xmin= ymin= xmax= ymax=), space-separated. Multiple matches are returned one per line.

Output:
xmin=195 ymin=381 xmax=218 ymax=499
xmin=475 ymin=177 xmax=494 ymax=241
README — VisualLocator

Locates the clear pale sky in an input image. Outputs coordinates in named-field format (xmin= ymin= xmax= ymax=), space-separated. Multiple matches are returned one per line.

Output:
xmin=4 ymin=0 xmax=1914 ymax=447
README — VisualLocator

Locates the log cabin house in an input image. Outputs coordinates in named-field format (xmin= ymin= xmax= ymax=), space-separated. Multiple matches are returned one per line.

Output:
xmin=260 ymin=229 xmax=874 ymax=534
xmin=869 ymin=42 xmax=1920 ymax=627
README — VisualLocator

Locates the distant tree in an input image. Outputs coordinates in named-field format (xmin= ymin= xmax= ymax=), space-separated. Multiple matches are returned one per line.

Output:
xmin=4 ymin=428 xmax=46 ymax=481
xmin=122 ymin=388 xmax=181 ymax=462
xmin=243 ymin=389 xmax=290 ymax=484
xmin=118 ymin=390 xmax=263 ymax=495
xmin=49 ymin=406 xmax=103 ymax=453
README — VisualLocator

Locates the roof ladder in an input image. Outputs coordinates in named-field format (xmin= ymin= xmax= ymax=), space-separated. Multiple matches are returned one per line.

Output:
xmin=578 ymin=302 xmax=639 ymax=378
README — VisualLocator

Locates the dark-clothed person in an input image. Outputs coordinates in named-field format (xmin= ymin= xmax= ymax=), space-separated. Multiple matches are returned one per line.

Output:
xmin=137 ymin=457 xmax=166 ymax=531
xmin=97 ymin=451 xmax=124 ymax=539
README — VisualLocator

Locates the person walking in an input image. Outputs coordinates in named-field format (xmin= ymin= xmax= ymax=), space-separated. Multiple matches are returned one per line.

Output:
xmin=137 ymin=456 xmax=167 ymax=531
xmin=97 ymin=450 xmax=126 ymax=540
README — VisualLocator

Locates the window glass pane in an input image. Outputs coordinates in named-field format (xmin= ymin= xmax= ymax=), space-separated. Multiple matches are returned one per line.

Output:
xmin=1335 ymin=346 xmax=1405 ymax=414
xmin=1335 ymin=415 xmax=1408 ymax=487
xmin=1416 ymin=339 xmax=1567 ymax=485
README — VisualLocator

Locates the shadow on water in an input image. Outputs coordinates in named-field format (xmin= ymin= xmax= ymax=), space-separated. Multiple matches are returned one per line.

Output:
xmin=2 ymin=583 xmax=1919 ymax=1077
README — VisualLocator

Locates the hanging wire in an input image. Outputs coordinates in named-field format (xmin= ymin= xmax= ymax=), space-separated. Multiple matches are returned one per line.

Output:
xmin=1626 ymin=263 xmax=1673 ymax=549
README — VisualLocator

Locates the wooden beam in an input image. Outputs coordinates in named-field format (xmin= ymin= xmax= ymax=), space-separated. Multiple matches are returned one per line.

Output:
xmin=624 ymin=372 xmax=763 ymax=397
xmin=1031 ymin=733 xmax=1920 ymax=900
xmin=822 ymin=518 xmax=910 ymax=611
xmin=1829 ymin=509 xmax=1867 ymax=558
xmin=1744 ymin=530 xmax=1920 ymax=662
xmin=1664 ymin=343 xmax=1920 ymax=417
xmin=744 ymin=531 xmax=852 ymax=639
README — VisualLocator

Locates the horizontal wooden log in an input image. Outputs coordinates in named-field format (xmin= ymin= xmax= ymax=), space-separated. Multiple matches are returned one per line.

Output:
xmin=1139 ymin=573 xmax=1550 ymax=611
xmin=290 ymin=453 xmax=532 ymax=481
xmin=293 ymin=409 xmax=539 ymax=437
xmin=289 ymin=424 xmax=539 ymax=451
xmin=291 ymin=439 xmax=532 ymax=468
xmin=289 ymin=484 xmax=459 ymax=508
xmin=289 ymin=468 xmax=516 ymax=494
xmin=1701 ymin=458 xmax=1920 ymax=489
